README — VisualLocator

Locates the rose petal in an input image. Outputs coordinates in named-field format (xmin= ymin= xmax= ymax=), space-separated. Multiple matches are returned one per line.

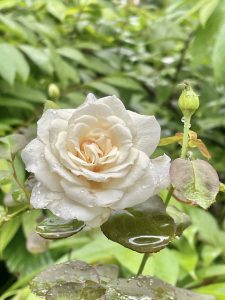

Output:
xmin=21 ymin=139 xmax=61 ymax=191
xmin=31 ymin=182 xmax=110 ymax=225
xmin=98 ymin=95 xmax=135 ymax=135
xmin=106 ymin=150 xmax=150 ymax=190
xmin=61 ymin=179 xmax=124 ymax=208
xmin=151 ymin=154 xmax=171 ymax=193
xmin=111 ymin=155 xmax=170 ymax=210
xmin=128 ymin=110 xmax=161 ymax=156
xmin=37 ymin=109 xmax=73 ymax=144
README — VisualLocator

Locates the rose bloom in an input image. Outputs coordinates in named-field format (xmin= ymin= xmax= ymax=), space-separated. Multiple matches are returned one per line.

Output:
xmin=22 ymin=94 xmax=170 ymax=227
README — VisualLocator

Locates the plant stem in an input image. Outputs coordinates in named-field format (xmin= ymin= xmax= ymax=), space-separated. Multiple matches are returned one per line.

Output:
xmin=0 ymin=205 xmax=30 ymax=229
xmin=137 ymin=113 xmax=192 ymax=277
xmin=8 ymin=205 xmax=30 ymax=219
xmin=181 ymin=115 xmax=191 ymax=159
xmin=164 ymin=115 xmax=191 ymax=207
xmin=10 ymin=158 xmax=30 ymax=201
xmin=137 ymin=253 xmax=150 ymax=276
xmin=165 ymin=185 xmax=174 ymax=207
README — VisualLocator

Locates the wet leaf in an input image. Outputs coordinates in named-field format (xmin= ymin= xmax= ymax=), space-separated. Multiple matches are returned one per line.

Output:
xmin=106 ymin=276 xmax=215 ymax=300
xmin=36 ymin=215 xmax=85 ymax=239
xmin=94 ymin=264 xmax=119 ymax=284
xmin=101 ymin=196 xmax=176 ymax=253
xmin=170 ymin=159 xmax=220 ymax=209
xmin=167 ymin=206 xmax=191 ymax=237
xmin=30 ymin=260 xmax=100 ymax=297
xmin=46 ymin=282 xmax=106 ymax=300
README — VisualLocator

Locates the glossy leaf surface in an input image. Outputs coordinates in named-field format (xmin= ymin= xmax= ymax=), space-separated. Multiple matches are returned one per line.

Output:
xmin=106 ymin=276 xmax=215 ymax=300
xmin=30 ymin=260 xmax=100 ymax=297
xmin=46 ymin=282 xmax=105 ymax=300
xmin=36 ymin=215 xmax=85 ymax=239
xmin=101 ymin=196 xmax=176 ymax=253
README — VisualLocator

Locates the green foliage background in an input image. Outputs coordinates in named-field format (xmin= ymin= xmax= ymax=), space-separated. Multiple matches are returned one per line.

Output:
xmin=0 ymin=0 xmax=225 ymax=299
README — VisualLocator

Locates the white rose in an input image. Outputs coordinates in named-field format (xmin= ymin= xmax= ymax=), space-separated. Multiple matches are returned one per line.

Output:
xmin=21 ymin=94 xmax=170 ymax=227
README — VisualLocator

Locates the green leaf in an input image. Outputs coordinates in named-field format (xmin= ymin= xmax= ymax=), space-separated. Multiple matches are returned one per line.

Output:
xmin=85 ymin=81 xmax=119 ymax=96
xmin=0 ymin=43 xmax=29 ymax=83
xmin=0 ymin=82 xmax=45 ymax=103
xmin=0 ymin=98 xmax=34 ymax=110
xmin=149 ymin=248 xmax=180 ymax=285
xmin=106 ymin=276 xmax=215 ymax=300
xmin=22 ymin=210 xmax=42 ymax=238
xmin=167 ymin=206 xmax=191 ymax=237
xmin=3 ymin=229 xmax=53 ymax=276
xmin=94 ymin=264 xmax=119 ymax=284
xmin=57 ymin=47 xmax=87 ymax=65
xmin=43 ymin=100 xmax=60 ymax=112
xmin=81 ymin=55 xmax=114 ymax=75
xmin=46 ymin=282 xmax=105 ymax=300
xmin=52 ymin=54 xmax=79 ymax=86
xmin=194 ymin=283 xmax=225 ymax=300
xmin=30 ymin=260 xmax=100 ymax=298
xmin=0 ymin=216 xmax=21 ymax=254
xmin=0 ymin=134 xmax=27 ymax=160
xmin=188 ymin=207 xmax=225 ymax=250
xmin=36 ymin=215 xmax=85 ymax=239
xmin=101 ymin=196 xmax=176 ymax=253
xmin=0 ymin=44 xmax=16 ymax=84
xmin=197 ymin=264 xmax=225 ymax=281
xmin=199 ymin=0 xmax=219 ymax=26
xmin=0 ymin=139 xmax=11 ymax=160
xmin=170 ymin=158 xmax=220 ymax=209
xmin=46 ymin=0 xmax=67 ymax=21
xmin=173 ymin=239 xmax=198 ymax=278
xmin=12 ymin=188 xmax=26 ymax=203
xmin=213 ymin=18 xmax=225 ymax=82
xmin=201 ymin=245 xmax=222 ymax=266
xmin=20 ymin=45 xmax=53 ymax=74
xmin=103 ymin=75 xmax=144 ymax=91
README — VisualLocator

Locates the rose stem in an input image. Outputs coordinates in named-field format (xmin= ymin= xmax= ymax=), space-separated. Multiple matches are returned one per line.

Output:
xmin=137 ymin=253 xmax=150 ymax=276
xmin=137 ymin=114 xmax=192 ymax=276
xmin=180 ymin=115 xmax=191 ymax=159
xmin=164 ymin=114 xmax=192 ymax=208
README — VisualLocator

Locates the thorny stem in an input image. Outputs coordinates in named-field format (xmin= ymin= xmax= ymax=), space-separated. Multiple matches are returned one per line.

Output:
xmin=137 ymin=253 xmax=150 ymax=276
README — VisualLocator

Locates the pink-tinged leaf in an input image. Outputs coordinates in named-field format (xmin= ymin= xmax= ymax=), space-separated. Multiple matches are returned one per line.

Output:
xmin=170 ymin=158 xmax=219 ymax=209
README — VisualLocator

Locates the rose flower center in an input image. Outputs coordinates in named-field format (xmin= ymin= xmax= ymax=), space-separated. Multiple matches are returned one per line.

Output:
xmin=72 ymin=128 xmax=118 ymax=170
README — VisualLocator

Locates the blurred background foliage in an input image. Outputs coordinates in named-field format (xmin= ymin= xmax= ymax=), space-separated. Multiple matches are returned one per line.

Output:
xmin=0 ymin=0 xmax=225 ymax=299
